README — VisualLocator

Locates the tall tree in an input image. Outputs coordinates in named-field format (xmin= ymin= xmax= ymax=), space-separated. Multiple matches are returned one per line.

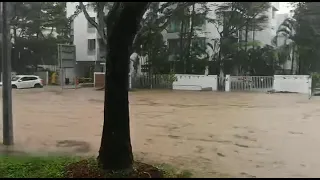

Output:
xmin=208 ymin=2 xmax=270 ymax=77
xmin=167 ymin=2 xmax=209 ymax=73
xmin=75 ymin=2 xmax=194 ymax=52
xmin=274 ymin=2 xmax=320 ymax=74
xmin=273 ymin=18 xmax=298 ymax=74
xmin=10 ymin=2 xmax=71 ymax=73
xmin=98 ymin=2 xmax=150 ymax=170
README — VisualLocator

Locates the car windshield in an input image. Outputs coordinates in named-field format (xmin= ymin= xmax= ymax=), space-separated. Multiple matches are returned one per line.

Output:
xmin=11 ymin=77 xmax=20 ymax=81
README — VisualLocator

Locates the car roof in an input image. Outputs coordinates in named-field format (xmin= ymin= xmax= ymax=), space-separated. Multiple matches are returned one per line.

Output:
xmin=16 ymin=75 xmax=39 ymax=78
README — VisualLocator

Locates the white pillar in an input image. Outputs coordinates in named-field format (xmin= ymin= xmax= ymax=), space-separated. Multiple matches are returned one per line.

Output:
xmin=308 ymin=75 xmax=312 ymax=98
xmin=225 ymin=74 xmax=231 ymax=92
xmin=204 ymin=66 xmax=209 ymax=76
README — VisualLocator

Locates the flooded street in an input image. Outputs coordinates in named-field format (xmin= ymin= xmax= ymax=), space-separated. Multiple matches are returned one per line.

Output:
xmin=0 ymin=87 xmax=320 ymax=177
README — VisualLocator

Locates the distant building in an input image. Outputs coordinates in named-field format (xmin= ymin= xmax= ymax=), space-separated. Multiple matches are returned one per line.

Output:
xmin=163 ymin=2 xmax=279 ymax=51
xmin=66 ymin=2 xmax=105 ymax=78
xmin=68 ymin=2 xmax=281 ymax=76
xmin=162 ymin=2 xmax=279 ymax=75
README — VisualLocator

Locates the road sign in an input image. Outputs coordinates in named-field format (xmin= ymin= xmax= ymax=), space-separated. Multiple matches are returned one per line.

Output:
xmin=57 ymin=44 xmax=76 ymax=68
xmin=57 ymin=44 xmax=76 ymax=89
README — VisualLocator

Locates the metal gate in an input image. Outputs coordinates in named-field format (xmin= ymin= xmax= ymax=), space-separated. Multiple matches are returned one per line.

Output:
xmin=131 ymin=74 xmax=173 ymax=89
xmin=230 ymin=76 xmax=274 ymax=92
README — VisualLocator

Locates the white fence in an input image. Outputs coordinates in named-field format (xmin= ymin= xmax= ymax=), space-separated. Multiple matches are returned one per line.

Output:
xmin=96 ymin=72 xmax=311 ymax=95
xmin=224 ymin=74 xmax=311 ymax=94
xmin=170 ymin=74 xmax=311 ymax=94
xmin=225 ymin=75 xmax=274 ymax=92
xmin=173 ymin=74 xmax=218 ymax=91
xmin=273 ymin=75 xmax=311 ymax=94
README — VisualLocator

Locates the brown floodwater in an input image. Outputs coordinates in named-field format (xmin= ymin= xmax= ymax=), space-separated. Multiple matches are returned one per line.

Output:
xmin=0 ymin=87 xmax=319 ymax=177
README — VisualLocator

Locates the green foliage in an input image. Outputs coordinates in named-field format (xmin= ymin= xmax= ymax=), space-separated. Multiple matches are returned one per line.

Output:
xmin=0 ymin=155 xmax=79 ymax=178
xmin=212 ymin=2 xmax=270 ymax=38
xmin=311 ymin=72 xmax=320 ymax=89
xmin=11 ymin=2 xmax=71 ymax=73
xmin=274 ymin=2 xmax=320 ymax=75
xmin=0 ymin=156 xmax=191 ymax=178
xmin=231 ymin=45 xmax=278 ymax=75
xmin=167 ymin=70 xmax=178 ymax=83
xmin=155 ymin=163 xmax=193 ymax=178
xmin=206 ymin=2 xmax=271 ymax=75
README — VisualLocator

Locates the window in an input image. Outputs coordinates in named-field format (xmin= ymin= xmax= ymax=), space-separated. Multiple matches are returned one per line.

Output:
xmin=88 ymin=17 xmax=96 ymax=28
xmin=21 ymin=76 xmax=37 ymax=81
xmin=88 ymin=39 xmax=96 ymax=51
xmin=167 ymin=19 xmax=181 ymax=33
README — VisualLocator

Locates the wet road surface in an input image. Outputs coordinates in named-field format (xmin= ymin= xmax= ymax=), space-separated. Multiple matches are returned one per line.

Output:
xmin=0 ymin=87 xmax=319 ymax=177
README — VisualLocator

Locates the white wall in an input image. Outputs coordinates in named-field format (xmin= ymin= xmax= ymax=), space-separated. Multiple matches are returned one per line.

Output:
xmin=273 ymin=75 xmax=311 ymax=94
xmin=173 ymin=74 xmax=218 ymax=91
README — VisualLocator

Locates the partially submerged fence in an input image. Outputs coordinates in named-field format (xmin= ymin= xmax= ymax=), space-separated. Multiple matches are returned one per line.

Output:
xmin=225 ymin=75 xmax=274 ymax=92
xmin=93 ymin=72 xmax=312 ymax=95
xmin=131 ymin=74 xmax=174 ymax=89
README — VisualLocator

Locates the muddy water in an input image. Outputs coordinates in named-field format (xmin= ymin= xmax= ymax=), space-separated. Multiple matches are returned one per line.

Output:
xmin=0 ymin=87 xmax=320 ymax=177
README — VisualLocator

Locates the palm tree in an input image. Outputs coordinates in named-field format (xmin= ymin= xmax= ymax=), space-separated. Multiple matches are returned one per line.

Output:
xmin=273 ymin=18 xmax=298 ymax=74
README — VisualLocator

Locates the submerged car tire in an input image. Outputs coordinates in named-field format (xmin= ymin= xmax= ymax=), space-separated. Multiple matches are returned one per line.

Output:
xmin=34 ymin=83 xmax=42 ymax=88
xmin=12 ymin=85 xmax=17 ymax=89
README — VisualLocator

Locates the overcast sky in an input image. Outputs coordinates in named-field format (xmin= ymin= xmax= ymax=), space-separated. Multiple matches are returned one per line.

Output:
xmin=278 ymin=2 xmax=293 ymax=14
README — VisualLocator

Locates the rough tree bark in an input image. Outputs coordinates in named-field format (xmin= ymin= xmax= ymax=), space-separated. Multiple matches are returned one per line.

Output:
xmin=97 ymin=2 xmax=150 ymax=170
xmin=185 ymin=4 xmax=195 ymax=74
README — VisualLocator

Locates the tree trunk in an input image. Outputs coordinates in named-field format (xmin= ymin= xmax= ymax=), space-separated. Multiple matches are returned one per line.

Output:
xmin=185 ymin=4 xmax=195 ymax=74
xmin=217 ymin=37 xmax=223 ymax=90
xmin=244 ymin=22 xmax=249 ymax=52
xmin=98 ymin=2 xmax=149 ymax=171
xmin=290 ymin=46 xmax=295 ymax=75
xmin=252 ymin=21 xmax=255 ymax=50
xmin=179 ymin=16 xmax=185 ymax=73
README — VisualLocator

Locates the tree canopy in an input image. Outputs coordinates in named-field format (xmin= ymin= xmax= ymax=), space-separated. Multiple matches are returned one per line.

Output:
xmin=10 ymin=2 xmax=71 ymax=73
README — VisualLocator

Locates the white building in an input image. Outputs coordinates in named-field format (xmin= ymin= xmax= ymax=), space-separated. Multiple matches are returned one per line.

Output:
xmin=67 ymin=2 xmax=105 ymax=77
xmin=164 ymin=2 xmax=279 ymax=49
xmin=68 ymin=2 xmax=280 ymax=76
xmin=162 ymin=2 xmax=279 ymax=75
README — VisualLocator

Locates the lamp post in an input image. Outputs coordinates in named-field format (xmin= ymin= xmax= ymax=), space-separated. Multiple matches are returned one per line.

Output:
xmin=2 ymin=2 xmax=13 ymax=146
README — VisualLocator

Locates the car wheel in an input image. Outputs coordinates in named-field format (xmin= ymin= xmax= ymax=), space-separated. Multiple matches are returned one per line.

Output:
xmin=12 ymin=85 xmax=17 ymax=89
xmin=34 ymin=83 xmax=42 ymax=88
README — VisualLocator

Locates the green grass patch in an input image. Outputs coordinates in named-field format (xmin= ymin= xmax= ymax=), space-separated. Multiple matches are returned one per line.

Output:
xmin=155 ymin=163 xmax=193 ymax=178
xmin=0 ymin=155 xmax=192 ymax=178
xmin=0 ymin=155 xmax=80 ymax=178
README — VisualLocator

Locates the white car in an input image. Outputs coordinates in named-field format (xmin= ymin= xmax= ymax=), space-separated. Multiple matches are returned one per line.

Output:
xmin=0 ymin=75 xmax=44 ymax=89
